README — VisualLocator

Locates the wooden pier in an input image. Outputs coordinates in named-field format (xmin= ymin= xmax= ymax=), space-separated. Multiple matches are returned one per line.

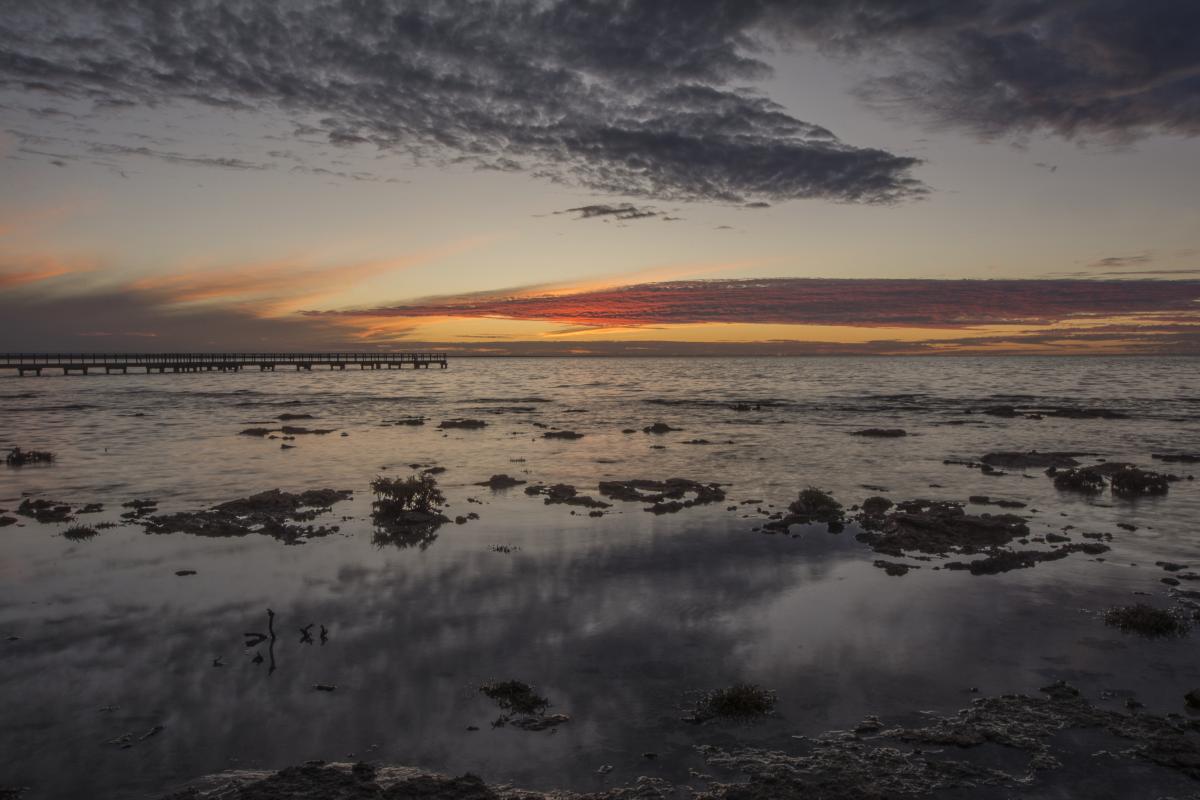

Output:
xmin=0 ymin=352 xmax=448 ymax=376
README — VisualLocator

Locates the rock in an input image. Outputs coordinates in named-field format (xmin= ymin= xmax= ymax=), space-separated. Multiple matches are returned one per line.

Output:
xmin=475 ymin=474 xmax=527 ymax=489
xmin=1154 ymin=453 xmax=1200 ymax=463
xmin=598 ymin=478 xmax=725 ymax=513
xmin=525 ymin=483 xmax=610 ymax=509
xmin=982 ymin=451 xmax=1085 ymax=469
xmin=5 ymin=447 xmax=54 ymax=467
xmin=174 ymin=570 xmax=197 ymax=576
xmin=277 ymin=413 xmax=315 ymax=420
xmin=855 ymin=716 xmax=884 ymax=733
xmin=1052 ymin=467 xmax=1106 ymax=493
xmin=1186 ymin=690 xmax=1200 ymax=709
xmin=510 ymin=714 xmax=570 ymax=731
xmin=856 ymin=499 xmax=1028 ymax=558
xmin=873 ymin=560 xmax=914 ymax=576
xmin=1111 ymin=468 xmax=1170 ymax=497
xmin=851 ymin=428 xmax=907 ymax=437
xmin=642 ymin=422 xmax=679 ymax=434
xmin=145 ymin=488 xmax=352 ymax=543
xmin=1104 ymin=604 xmax=1190 ymax=638
xmin=686 ymin=683 xmax=777 ymax=723
xmin=16 ymin=498 xmax=74 ymax=524
xmin=239 ymin=427 xmax=274 ymax=437
xmin=542 ymin=430 xmax=584 ymax=440
xmin=968 ymin=496 xmax=1028 ymax=508
xmin=439 ymin=418 xmax=487 ymax=430
xmin=860 ymin=496 xmax=893 ymax=516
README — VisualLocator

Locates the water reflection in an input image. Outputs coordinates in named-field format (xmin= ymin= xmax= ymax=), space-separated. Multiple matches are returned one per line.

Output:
xmin=2 ymin=496 xmax=1198 ymax=799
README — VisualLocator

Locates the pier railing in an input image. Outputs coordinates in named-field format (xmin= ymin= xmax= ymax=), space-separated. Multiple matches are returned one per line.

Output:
xmin=0 ymin=352 xmax=449 ymax=375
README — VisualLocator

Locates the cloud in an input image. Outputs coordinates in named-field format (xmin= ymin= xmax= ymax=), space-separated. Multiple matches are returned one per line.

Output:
xmin=0 ymin=287 xmax=359 ymax=351
xmin=86 ymin=143 xmax=270 ymax=171
xmin=554 ymin=203 xmax=663 ymax=222
xmin=5 ymin=274 xmax=1200 ymax=355
xmin=0 ymin=1 xmax=926 ymax=205
xmin=1089 ymin=254 xmax=1153 ymax=268
xmin=127 ymin=237 xmax=486 ymax=314
xmin=828 ymin=0 xmax=1200 ymax=141
xmin=0 ymin=253 xmax=95 ymax=289
xmin=315 ymin=277 xmax=1200 ymax=329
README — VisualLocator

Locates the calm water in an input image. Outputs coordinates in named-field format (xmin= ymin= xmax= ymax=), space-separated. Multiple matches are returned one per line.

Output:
xmin=2 ymin=356 xmax=1200 ymax=798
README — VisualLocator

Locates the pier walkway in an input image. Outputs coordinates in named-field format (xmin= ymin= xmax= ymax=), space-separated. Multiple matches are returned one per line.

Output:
xmin=0 ymin=352 xmax=448 ymax=376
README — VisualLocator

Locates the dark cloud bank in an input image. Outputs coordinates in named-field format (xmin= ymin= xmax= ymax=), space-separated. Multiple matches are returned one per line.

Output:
xmin=4 ymin=2 xmax=1196 ymax=204
xmin=4 ymin=277 xmax=1199 ymax=355
xmin=323 ymin=278 xmax=1200 ymax=328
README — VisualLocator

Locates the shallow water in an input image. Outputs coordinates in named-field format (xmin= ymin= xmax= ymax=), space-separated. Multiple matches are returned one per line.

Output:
xmin=2 ymin=356 xmax=1199 ymax=798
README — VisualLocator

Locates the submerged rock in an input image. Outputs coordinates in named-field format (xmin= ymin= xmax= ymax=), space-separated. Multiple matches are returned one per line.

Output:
xmin=598 ymin=478 xmax=725 ymax=513
xmin=981 ymin=451 xmax=1086 ymax=469
xmin=542 ymin=430 xmax=584 ymax=440
xmin=761 ymin=487 xmax=846 ymax=533
xmin=1052 ymin=467 xmax=1107 ymax=493
xmin=855 ymin=499 xmax=1028 ymax=558
xmin=144 ymin=489 xmax=352 ymax=543
xmin=686 ymin=683 xmax=777 ymax=724
xmin=479 ymin=680 xmax=548 ymax=715
xmin=5 ymin=447 xmax=54 ymax=467
xmin=788 ymin=487 xmax=844 ymax=522
xmin=860 ymin=496 xmax=894 ymax=517
xmin=1111 ymin=467 xmax=1171 ymax=497
xmin=945 ymin=543 xmax=1108 ymax=575
xmin=873 ymin=560 xmax=916 ymax=576
xmin=439 ymin=418 xmax=487 ymax=430
xmin=1154 ymin=453 xmax=1200 ymax=464
xmin=16 ymin=498 xmax=74 ymax=524
xmin=524 ymin=483 xmax=610 ymax=509
xmin=967 ymin=496 xmax=1027 ymax=508
xmin=475 ymin=474 xmax=527 ymax=489
xmin=479 ymin=680 xmax=568 ymax=732
xmin=1104 ymin=604 xmax=1190 ymax=638
xmin=851 ymin=428 xmax=907 ymax=438
xmin=642 ymin=422 xmax=679 ymax=434
xmin=238 ymin=427 xmax=273 ymax=437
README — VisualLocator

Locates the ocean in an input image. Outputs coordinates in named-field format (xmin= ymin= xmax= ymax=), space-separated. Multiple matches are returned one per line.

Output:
xmin=2 ymin=356 xmax=1199 ymax=798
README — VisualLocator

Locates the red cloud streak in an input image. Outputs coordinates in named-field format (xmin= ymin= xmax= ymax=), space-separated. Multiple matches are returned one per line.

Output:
xmin=316 ymin=279 xmax=1200 ymax=328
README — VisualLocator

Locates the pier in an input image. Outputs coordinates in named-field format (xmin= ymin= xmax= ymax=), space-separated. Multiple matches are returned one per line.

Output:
xmin=0 ymin=352 xmax=448 ymax=376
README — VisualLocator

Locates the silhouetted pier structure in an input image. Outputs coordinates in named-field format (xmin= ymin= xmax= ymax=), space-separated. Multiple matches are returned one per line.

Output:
xmin=0 ymin=352 xmax=448 ymax=376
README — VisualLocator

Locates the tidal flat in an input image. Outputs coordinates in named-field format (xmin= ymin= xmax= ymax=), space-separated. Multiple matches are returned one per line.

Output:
xmin=2 ymin=356 xmax=1199 ymax=799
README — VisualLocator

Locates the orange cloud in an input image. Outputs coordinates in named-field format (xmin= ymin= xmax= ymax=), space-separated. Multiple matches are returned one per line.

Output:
xmin=131 ymin=236 xmax=490 ymax=315
xmin=320 ymin=278 xmax=1200 ymax=330
xmin=0 ymin=254 xmax=97 ymax=288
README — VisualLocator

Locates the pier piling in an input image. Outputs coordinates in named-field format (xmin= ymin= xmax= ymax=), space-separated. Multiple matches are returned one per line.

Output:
xmin=0 ymin=352 xmax=449 ymax=377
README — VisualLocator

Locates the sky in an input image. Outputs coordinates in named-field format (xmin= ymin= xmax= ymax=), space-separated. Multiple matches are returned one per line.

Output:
xmin=1 ymin=0 xmax=1199 ymax=355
